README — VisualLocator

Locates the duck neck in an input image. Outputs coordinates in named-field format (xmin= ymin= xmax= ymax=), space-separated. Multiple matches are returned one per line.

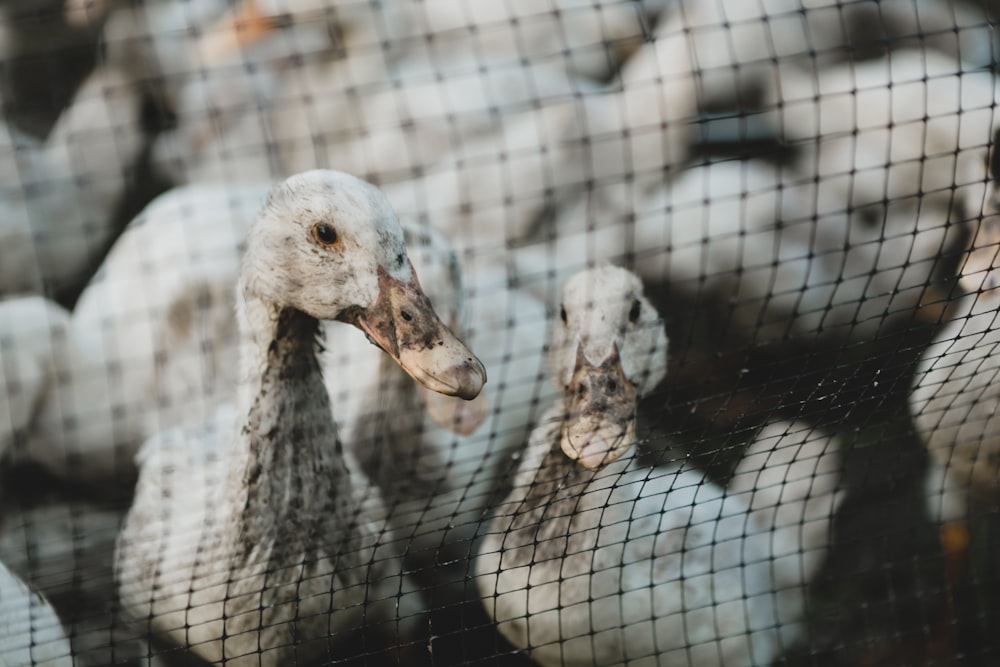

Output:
xmin=228 ymin=288 xmax=349 ymax=549
xmin=511 ymin=398 xmax=633 ymax=511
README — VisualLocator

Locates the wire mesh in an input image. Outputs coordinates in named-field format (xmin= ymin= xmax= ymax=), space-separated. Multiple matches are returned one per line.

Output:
xmin=1 ymin=0 xmax=999 ymax=665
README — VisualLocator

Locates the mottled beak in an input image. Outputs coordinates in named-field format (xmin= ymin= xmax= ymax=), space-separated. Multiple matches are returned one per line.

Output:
xmin=561 ymin=344 xmax=637 ymax=470
xmin=416 ymin=314 xmax=489 ymax=435
xmin=340 ymin=266 xmax=487 ymax=400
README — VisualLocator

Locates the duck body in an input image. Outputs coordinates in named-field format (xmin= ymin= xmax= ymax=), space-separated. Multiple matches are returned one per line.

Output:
xmin=910 ymin=137 xmax=1000 ymax=522
xmin=115 ymin=170 xmax=486 ymax=664
xmin=477 ymin=266 xmax=844 ymax=665
xmin=911 ymin=282 xmax=1000 ymax=521
xmin=909 ymin=213 xmax=1000 ymax=522
xmin=476 ymin=266 xmax=778 ymax=666
xmin=0 ymin=66 xmax=142 ymax=299
xmin=9 ymin=184 xmax=268 ymax=484
xmin=477 ymin=408 xmax=782 ymax=667
xmin=117 ymin=380 xmax=405 ymax=665
xmin=0 ymin=498 xmax=160 ymax=666
xmin=0 ymin=559 xmax=73 ymax=667
xmin=334 ymin=260 xmax=552 ymax=567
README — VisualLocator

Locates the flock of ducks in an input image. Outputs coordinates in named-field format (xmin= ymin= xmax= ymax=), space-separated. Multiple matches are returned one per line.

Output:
xmin=2 ymin=0 xmax=1000 ymax=665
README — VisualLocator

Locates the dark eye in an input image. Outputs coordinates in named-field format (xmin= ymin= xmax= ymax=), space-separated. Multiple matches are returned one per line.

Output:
xmin=628 ymin=299 xmax=641 ymax=323
xmin=312 ymin=223 xmax=339 ymax=247
xmin=559 ymin=305 xmax=567 ymax=324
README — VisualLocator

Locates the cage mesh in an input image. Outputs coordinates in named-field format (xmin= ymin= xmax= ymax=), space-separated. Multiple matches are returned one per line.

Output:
xmin=0 ymin=0 xmax=999 ymax=665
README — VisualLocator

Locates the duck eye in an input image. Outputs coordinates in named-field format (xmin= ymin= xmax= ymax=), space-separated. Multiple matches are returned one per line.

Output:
xmin=559 ymin=305 xmax=567 ymax=324
xmin=628 ymin=298 xmax=641 ymax=323
xmin=312 ymin=223 xmax=340 ymax=247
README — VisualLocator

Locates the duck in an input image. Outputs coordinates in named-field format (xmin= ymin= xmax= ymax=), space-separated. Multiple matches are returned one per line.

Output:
xmin=0 ymin=295 xmax=144 ymax=484
xmin=766 ymin=50 xmax=997 ymax=216
xmin=153 ymin=0 xmax=659 ymax=244
xmin=0 ymin=186 xmax=248 ymax=484
xmin=0 ymin=296 xmax=123 ymax=477
xmin=63 ymin=0 xmax=231 ymax=117
xmin=329 ymin=257 xmax=552 ymax=580
xmin=513 ymin=155 xmax=957 ymax=343
xmin=639 ymin=0 xmax=995 ymax=129
xmin=0 ymin=57 xmax=146 ymax=299
xmin=0 ymin=559 xmax=73 ymax=667
xmin=762 ymin=50 xmax=996 ymax=333
xmin=146 ymin=0 xmax=406 ymax=185
xmin=60 ymin=181 xmax=475 ymax=486
xmin=910 ymin=128 xmax=1000 ymax=524
xmin=475 ymin=265 xmax=844 ymax=666
xmin=726 ymin=418 xmax=844 ymax=652
xmin=0 ymin=497 xmax=160 ymax=666
xmin=67 ymin=182 xmax=271 ymax=480
xmin=114 ymin=169 xmax=486 ymax=665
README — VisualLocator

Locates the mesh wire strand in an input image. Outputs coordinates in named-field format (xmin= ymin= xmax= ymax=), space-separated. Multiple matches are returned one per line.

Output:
xmin=0 ymin=0 xmax=998 ymax=665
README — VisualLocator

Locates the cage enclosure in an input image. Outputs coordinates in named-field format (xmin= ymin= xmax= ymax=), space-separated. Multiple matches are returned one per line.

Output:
xmin=1 ymin=0 xmax=999 ymax=665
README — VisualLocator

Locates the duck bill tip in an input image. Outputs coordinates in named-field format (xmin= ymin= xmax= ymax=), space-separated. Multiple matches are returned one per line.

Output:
xmin=561 ymin=422 xmax=634 ymax=470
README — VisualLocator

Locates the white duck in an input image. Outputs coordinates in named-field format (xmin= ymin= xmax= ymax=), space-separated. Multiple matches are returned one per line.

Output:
xmin=499 ymin=0 xmax=995 ymax=265
xmin=114 ymin=169 xmax=486 ymax=665
xmin=67 ymin=182 xmax=271 ymax=479
xmin=0 ymin=498 xmax=160 ymax=667
xmin=148 ymin=0 xmax=589 ymax=193
xmin=640 ymin=0 xmax=995 ymax=131
xmin=0 ymin=187 xmax=250 ymax=483
xmin=62 ymin=181 xmax=475 ymax=485
xmin=63 ymin=0 xmax=231 ymax=116
xmin=514 ymin=155 xmax=957 ymax=343
xmin=330 ymin=258 xmax=552 ymax=574
xmin=0 ymin=559 xmax=73 ymax=667
xmin=910 ymin=132 xmax=1000 ymax=524
xmin=766 ymin=50 xmax=998 ymax=220
xmin=476 ymin=265 xmax=843 ymax=666
xmin=0 ymin=58 xmax=146 ymax=298
xmin=145 ymin=0 xmax=407 ymax=185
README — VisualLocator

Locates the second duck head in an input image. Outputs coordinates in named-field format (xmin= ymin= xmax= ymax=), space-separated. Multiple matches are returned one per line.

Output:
xmin=549 ymin=265 xmax=668 ymax=470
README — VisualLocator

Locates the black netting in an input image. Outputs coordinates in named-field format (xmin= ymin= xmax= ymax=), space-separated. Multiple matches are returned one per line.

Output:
xmin=1 ymin=0 xmax=999 ymax=665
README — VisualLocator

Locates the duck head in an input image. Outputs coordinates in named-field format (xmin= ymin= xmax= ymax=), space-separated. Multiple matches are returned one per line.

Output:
xmin=244 ymin=169 xmax=486 ymax=400
xmin=549 ymin=265 xmax=668 ymax=470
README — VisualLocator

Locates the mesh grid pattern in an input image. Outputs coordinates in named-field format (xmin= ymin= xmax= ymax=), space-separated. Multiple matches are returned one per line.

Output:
xmin=1 ymin=0 xmax=999 ymax=665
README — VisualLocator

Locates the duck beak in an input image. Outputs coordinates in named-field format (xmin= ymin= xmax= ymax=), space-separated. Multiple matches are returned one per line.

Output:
xmin=561 ymin=344 xmax=637 ymax=470
xmin=340 ymin=267 xmax=487 ymax=400
xmin=415 ymin=313 xmax=489 ymax=435
xmin=200 ymin=0 xmax=280 ymax=62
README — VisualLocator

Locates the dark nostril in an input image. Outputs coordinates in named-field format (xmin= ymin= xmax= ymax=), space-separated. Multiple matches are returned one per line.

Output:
xmin=400 ymin=310 xmax=413 ymax=322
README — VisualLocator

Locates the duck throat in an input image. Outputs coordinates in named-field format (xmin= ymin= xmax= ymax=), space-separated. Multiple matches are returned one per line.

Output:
xmin=235 ymin=306 xmax=349 ymax=553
